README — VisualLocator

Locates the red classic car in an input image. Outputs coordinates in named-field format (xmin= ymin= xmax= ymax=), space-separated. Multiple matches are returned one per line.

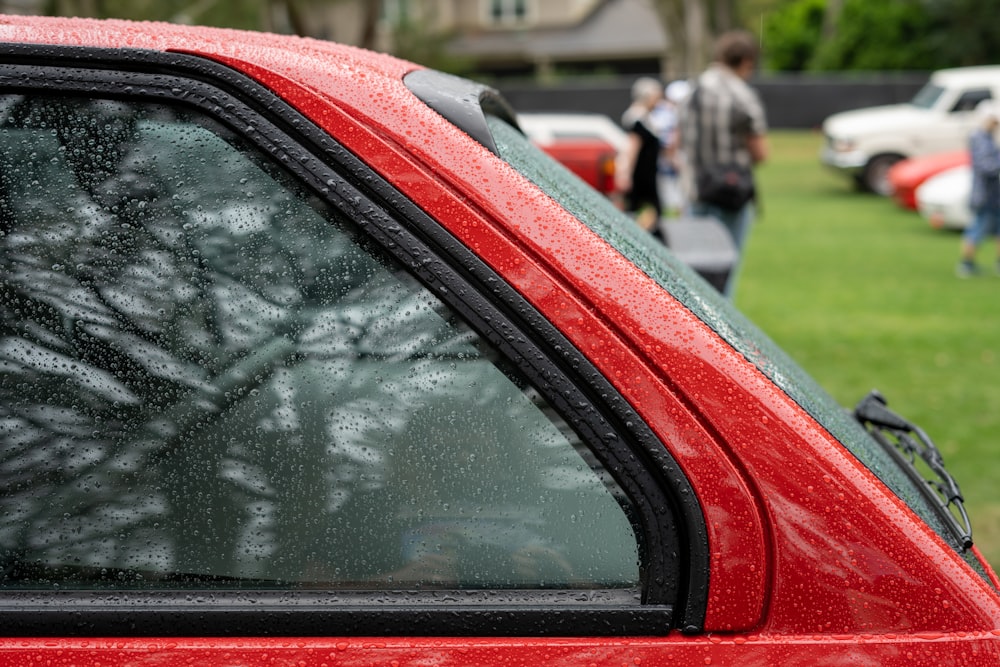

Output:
xmin=536 ymin=137 xmax=618 ymax=195
xmin=0 ymin=15 xmax=998 ymax=666
xmin=517 ymin=112 xmax=625 ymax=196
xmin=888 ymin=149 xmax=970 ymax=210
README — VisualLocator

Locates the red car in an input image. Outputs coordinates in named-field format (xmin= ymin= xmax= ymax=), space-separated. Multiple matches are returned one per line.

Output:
xmin=535 ymin=138 xmax=618 ymax=195
xmin=888 ymin=150 xmax=970 ymax=210
xmin=517 ymin=112 xmax=626 ymax=196
xmin=0 ymin=15 xmax=998 ymax=666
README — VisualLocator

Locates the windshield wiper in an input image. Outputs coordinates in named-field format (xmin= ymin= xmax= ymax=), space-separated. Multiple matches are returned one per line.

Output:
xmin=854 ymin=390 xmax=973 ymax=551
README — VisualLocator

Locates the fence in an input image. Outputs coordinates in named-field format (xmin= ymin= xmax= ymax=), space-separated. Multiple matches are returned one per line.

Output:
xmin=498 ymin=72 xmax=930 ymax=129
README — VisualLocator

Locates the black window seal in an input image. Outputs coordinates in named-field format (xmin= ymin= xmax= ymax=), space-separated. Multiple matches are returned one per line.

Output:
xmin=0 ymin=43 xmax=709 ymax=636
xmin=4 ymin=591 xmax=666 ymax=638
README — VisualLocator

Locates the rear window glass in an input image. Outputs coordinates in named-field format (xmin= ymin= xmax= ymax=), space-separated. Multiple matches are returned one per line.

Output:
xmin=485 ymin=114 xmax=974 ymax=560
xmin=0 ymin=95 xmax=640 ymax=592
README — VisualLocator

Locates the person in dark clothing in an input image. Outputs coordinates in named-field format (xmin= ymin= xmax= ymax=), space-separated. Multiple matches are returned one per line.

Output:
xmin=616 ymin=77 xmax=665 ymax=237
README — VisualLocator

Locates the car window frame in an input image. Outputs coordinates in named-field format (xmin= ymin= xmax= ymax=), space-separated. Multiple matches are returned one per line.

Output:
xmin=0 ymin=44 xmax=709 ymax=637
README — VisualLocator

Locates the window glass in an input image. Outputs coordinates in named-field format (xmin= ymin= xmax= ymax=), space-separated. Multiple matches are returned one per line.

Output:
xmin=0 ymin=95 xmax=638 ymax=591
xmin=487 ymin=0 xmax=529 ymax=25
xmin=951 ymin=88 xmax=992 ymax=113
xmin=911 ymin=83 xmax=944 ymax=109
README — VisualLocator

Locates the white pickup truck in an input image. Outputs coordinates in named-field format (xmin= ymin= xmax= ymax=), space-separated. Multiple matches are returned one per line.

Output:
xmin=821 ymin=65 xmax=1000 ymax=195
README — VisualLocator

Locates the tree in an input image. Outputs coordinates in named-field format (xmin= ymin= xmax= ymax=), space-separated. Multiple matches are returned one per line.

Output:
xmin=763 ymin=0 xmax=936 ymax=72
xmin=760 ymin=0 xmax=826 ymax=71
xmin=923 ymin=0 xmax=1000 ymax=68
xmin=653 ymin=0 xmax=739 ymax=78
xmin=43 ymin=0 xmax=315 ymax=35
xmin=653 ymin=0 xmax=777 ymax=79
xmin=820 ymin=0 xmax=843 ymax=40
xmin=390 ymin=17 xmax=474 ymax=76
xmin=652 ymin=0 xmax=702 ymax=79
xmin=809 ymin=0 xmax=936 ymax=71
xmin=762 ymin=0 xmax=1000 ymax=72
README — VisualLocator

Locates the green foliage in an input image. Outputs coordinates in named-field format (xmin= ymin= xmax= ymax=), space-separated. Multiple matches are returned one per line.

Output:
xmin=761 ymin=0 xmax=826 ymax=71
xmin=763 ymin=0 xmax=1000 ymax=72
xmin=167 ymin=0 xmax=271 ymax=31
xmin=809 ymin=0 xmax=936 ymax=71
xmin=45 ymin=0 xmax=276 ymax=31
xmin=924 ymin=0 xmax=1000 ymax=67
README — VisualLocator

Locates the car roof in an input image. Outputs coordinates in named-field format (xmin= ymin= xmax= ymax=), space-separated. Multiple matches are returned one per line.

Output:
xmin=930 ymin=65 xmax=1000 ymax=87
xmin=0 ymin=15 xmax=435 ymax=145
xmin=0 ymin=14 xmax=525 ymax=189
xmin=0 ymin=14 xmax=416 ymax=80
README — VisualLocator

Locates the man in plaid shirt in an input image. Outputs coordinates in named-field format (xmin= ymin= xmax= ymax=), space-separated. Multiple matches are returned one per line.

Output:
xmin=680 ymin=30 xmax=768 ymax=299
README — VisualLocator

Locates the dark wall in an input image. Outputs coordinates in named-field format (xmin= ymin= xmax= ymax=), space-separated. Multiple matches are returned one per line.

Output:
xmin=498 ymin=72 xmax=930 ymax=130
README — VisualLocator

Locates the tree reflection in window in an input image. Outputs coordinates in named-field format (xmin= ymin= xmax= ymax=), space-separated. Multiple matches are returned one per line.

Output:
xmin=0 ymin=95 xmax=638 ymax=591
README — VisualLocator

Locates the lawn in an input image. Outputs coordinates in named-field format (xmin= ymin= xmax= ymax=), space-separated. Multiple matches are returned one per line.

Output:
xmin=736 ymin=130 xmax=1000 ymax=569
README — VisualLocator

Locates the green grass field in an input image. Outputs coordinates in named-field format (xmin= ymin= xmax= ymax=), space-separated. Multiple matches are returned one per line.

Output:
xmin=735 ymin=131 xmax=1000 ymax=568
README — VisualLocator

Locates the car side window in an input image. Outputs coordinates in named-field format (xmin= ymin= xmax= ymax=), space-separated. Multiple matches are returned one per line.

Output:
xmin=0 ymin=95 xmax=639 ymax=592
xmin=951 ymin=88 xmax=992 ymax=112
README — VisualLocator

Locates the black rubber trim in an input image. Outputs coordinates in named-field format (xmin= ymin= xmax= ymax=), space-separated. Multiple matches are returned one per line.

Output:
xmin=0 ymin=43 xmax=710 ymax=635
xmin=0 ymin=591 xmax=671 ymax=637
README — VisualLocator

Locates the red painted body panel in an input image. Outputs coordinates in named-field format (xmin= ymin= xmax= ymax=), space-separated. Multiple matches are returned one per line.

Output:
xmin=3 ymin=634 xmax=1000 ymax=666
xmin=889 ymin=150 xmax=969 ymax=210
xmin=0 ymin=14 xmax=999 ymax=664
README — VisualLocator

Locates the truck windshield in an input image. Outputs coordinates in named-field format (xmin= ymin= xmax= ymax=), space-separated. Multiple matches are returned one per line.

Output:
xmin=485 ymin=114 xmax=988 ymax=579
xmin=911 ymin=82 xmax=945 ymax=109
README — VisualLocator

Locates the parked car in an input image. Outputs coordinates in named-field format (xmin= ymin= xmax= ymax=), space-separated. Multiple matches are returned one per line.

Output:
xmin=888 ymin=150 xmax=970 ymax=211
xmin=916 ymin=164 xmax=973 ymax=230
xmin=517 ymin=112 xmax=626 ymax=196
xmin=530 ymin=135 xmax=618 ymax=195
xmin=822 ymin=65 xmax=1000 ymax=195
xmin=516 ymin=111 xmax=628 ymax=149
xmin=1 ymin=15 xmax=999 ymax=665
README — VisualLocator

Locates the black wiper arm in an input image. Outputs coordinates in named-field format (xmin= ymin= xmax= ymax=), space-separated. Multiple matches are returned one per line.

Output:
xmin=854 ymin=390 xmax=973 ymax=551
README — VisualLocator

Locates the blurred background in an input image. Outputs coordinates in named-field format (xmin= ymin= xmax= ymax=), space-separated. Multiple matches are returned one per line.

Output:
xmin=4 ymin=0 xmax=998 ymax=128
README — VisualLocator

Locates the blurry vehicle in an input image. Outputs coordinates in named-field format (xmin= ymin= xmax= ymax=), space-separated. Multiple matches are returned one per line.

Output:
xmin=822 ymin=66 xmax=1000 ymax=195
xmin=888 ymin=150 xmax=970 ymax=210
xmin=2 ymin=15 xmax=1000 ymax=667
xmin=535 ymin=136 xmax=618 ymax=195
xmin=516 ymin=111 xmax=628 ymax=149
xmin=517 ymin=112 xmax=626 ymax=196
xmin=916 ymin=164 xmax=973 ymax=230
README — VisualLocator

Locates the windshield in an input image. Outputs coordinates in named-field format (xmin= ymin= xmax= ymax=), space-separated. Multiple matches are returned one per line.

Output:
xmin=485 ymin=115 xmax=984 ymax=573
xmin=911 ymin=82 xmax=945 ymax=109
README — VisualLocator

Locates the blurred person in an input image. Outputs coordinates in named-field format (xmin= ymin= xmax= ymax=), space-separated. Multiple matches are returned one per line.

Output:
xmin=956 ymin=100 xmax=1000 ymax=278
xmin=616 ymin=76 xmax=665 ymax=238
xmin=651 ymin=79 xmax=691 ymax=218
xmin=679 ymin=30 xmax=768 ymax=299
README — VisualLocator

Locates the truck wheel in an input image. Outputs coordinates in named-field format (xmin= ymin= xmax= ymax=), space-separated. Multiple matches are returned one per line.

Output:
xmin=862 ymin=154 xmax=904 ymax=196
